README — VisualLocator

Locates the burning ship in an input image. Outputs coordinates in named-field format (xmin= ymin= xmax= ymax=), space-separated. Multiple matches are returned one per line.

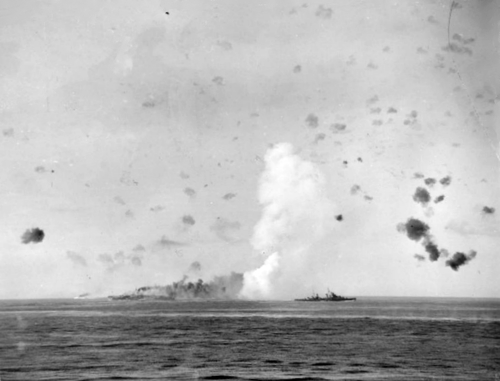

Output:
xmin=295 ymin=290 xmax=356 ymax=302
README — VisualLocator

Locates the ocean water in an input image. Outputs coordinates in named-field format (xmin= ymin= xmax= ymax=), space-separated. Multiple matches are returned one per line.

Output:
xmin=0 ymin=297 xmax=499 ymax=380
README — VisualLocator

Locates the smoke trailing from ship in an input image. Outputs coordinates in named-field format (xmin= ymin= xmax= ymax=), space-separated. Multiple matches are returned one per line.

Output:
xmin=111 ymin=272 xmax=243 ymax=300
xmin=239 ymin=143 xmax=335 ymax=299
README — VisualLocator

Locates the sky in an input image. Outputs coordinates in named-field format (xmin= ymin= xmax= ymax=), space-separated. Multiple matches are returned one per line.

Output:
xmin=0 ymin=0 xmax=498 ymax=299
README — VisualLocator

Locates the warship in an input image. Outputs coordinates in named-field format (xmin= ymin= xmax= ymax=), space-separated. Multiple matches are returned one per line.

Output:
xmin=295 ymin=290 xmax=356 ymax=302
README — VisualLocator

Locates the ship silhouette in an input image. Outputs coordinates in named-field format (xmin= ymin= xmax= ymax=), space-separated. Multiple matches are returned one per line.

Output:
xmin=295 ymin=290 xmax=356 ymax=302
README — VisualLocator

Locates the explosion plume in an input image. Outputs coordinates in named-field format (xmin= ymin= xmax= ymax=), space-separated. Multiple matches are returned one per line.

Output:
xmin=240 ymin=143 xmax=334 ymax=299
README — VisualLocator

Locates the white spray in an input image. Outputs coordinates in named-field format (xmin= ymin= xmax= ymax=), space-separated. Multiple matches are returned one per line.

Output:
xmin=239 ymin=143 xmax=335 ymax=299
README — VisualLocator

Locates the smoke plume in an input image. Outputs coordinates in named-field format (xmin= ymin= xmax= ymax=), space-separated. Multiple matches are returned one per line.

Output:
xmin=110 ymin=273 xmax=243 ymax=300
xmin=239 ymin=143 xmax=334 ymax=299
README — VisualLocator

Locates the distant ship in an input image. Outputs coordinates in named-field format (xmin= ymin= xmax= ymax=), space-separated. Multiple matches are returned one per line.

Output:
xmin=295 ymin=290 xmax=356 ymax=302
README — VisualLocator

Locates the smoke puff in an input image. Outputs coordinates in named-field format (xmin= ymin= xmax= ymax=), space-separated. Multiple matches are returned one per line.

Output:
xmin=414 ymin=172 xmax=425 ymax=179
xmin=182 ymin=215 xmax=196 ymax=225
xmin=114 ymin=196 xmax=126 ymax=205
xmin=21 ymin=228 xmax=45 ymax=244
xmin=223 ymin=193 xmax=237 ymax=200
xmin=413 ymin=187 xmax=431 ymax=205
xmin=414 ymin=254 xmax=426 ymax=261
xmin=131 ymin=257 xmax=142 ymax=266
xmin=305 ymin=113 xmax=319 ymax=128
xmin=351 ymin=185 xmax=361 ymax=195
xmin=335 ymin=214 xmax=343 ymax=221
xmin=434 ymin=195 xmax=445 ymax=204
xmin=424 ymin=178 xmax=436 ymax=187
xmin=150 ymin=205 xmax=165 ymax=212
xmin=440 ymin=176 xmax=452 ymax=186
xmin=423 ymin=239 xmax=440 ymax=261
xmin=482 ymin=206 xmax=495 ymax=214
xmin=133 ymin=244 xmax=145 ymax=252
xmin=98 ymin=251 xmax=142 ymax=270
xmin=446 ymin=251 xmax=477 ymax=271
xmin=157 ymin=236 xmax=186 ymax=248
xmin=67 ymin=251 xmax=87 ymax=266
xmin=184 ymin=187 xmax=196 ymax=198
xmin=399 ymin=218 xmax=430 ymax=241
xmin=440 ymin=249 xmax=450 ymax=258
xmin=188 ymin=261 xmax=202 ymax=272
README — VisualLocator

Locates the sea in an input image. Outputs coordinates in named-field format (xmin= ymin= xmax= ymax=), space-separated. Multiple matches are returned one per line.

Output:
xmin=0 ymin=297 xmax=499 ymax=381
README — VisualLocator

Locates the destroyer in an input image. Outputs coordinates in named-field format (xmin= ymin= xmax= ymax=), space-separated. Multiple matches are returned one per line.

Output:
xmin=295 ymin=290 xmax=356 ymax=302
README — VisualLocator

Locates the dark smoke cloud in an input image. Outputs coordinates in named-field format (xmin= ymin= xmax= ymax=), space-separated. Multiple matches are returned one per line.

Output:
xmin=446 ymin=251 xmax=477 ymax=271
xmin=67 ymin=251 xmax=87 ymax=266
xmin=423 ymin=239 xmax=440 ymax=261
xmin=424 ymin=178 xmax=436 ymax=187
xmin=440 ymin=176 xmax=452 ymax=186
xmin=182 ymin=215 xmax=196 ymax=225
xmin=414 ymin=254 xmax=426 ymax=261
xmin=413 ymin=187 xmax=431 ymax=206
xmin=398 ymin=218 xmax=430 ymax=241
xmin=335 ymin=214 xmax=343 ymax=221
xmin=482 ymin=206 xmax=495 ymax=214
xmin=110 ymin=273 xmax=244 ymax=301
xmin=434 ymin=195 xmax=445 ymax=204
xmin=223 ymin=193 xmax=237 ymax=200
xmin=21 ymin=228 xmax=45 ymax=244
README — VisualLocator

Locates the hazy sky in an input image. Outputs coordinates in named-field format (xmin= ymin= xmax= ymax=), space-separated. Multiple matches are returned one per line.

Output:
xmin=0 ymin=0 xmax=498 ymax=299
